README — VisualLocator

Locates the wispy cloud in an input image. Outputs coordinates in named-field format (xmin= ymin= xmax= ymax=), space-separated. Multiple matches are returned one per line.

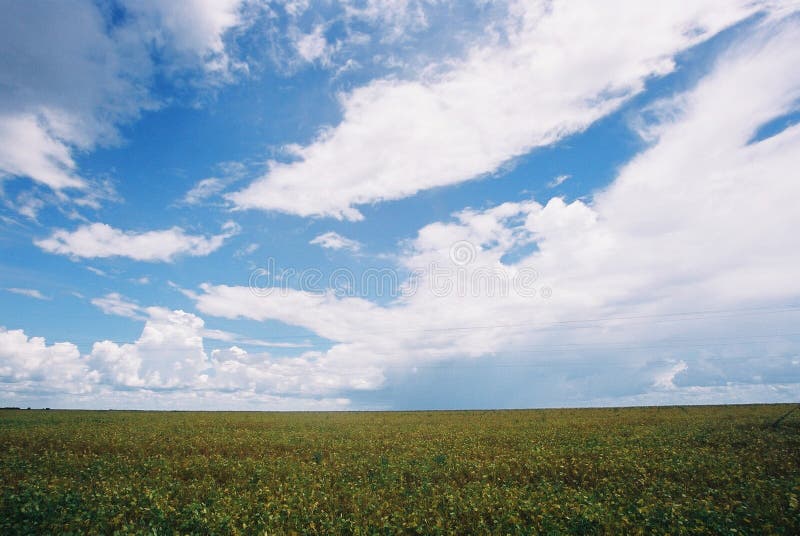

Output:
xmin=91 ymin=293 xmax=145 ymax=320
xmin=293 ymin=25 xmax=332 ymax=64
xmin=177 ymin=161 xmax=249 ymax=206
xmin=86 ymin=266 xmax=108 ymax=277
xmin=180 ymin=178 xmax=227 ymax=205
xmin=547 ymin=174 xmax=571 ymax=188
xmin=5 ymin=287 xmax=50 ymax=300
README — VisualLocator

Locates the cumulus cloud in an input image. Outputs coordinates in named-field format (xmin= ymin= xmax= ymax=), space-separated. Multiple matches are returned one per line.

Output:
xmin=229 ymin=0 xmax=768 ymax=219
xmin=0 ymin=328 xmax=94 ymax=395
xmin=90 ymin=292 xmax=310 ymax=350
xmin=0 ymin=115 xmax=86 ymax=191
xmin=31 ymin=305 xmax=353 ymax=401
xmin=0 ymin=1 xmax=142 ymax=192
xmin=4 ymin=3 xmax=800 ymax=409
xmin=198 ymin=17 xmax=800 ymax=403
xmin=35 ymin=221 xmax=239 ymax=262
xmin=0 ymin=321 xmax=326 ymax=410
xmin=1 ymin=307 xmax=351 ymax=408
xmin=122 ymin=0 xmax=246 ymax=77
xmin=310 ymin=231 xmax=362 ymax=252
xmin=0 ymin=0 xmax=246 ymax=210
xmin=88 ymin=308 xmax=210 ymax=389
xmin=208 ymin=345 xmax=383 ymax=396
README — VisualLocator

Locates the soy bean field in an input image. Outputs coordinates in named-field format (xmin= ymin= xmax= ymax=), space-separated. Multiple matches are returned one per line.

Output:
xmin=1 ymin=404 xmax=799 ymax=534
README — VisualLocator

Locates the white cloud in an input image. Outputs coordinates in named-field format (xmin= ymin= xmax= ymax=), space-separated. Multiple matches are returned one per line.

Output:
xmin=283 ymin=0 xmax=311 ymax=18
xmin=229 ymin=0 xmax=769 ymax=219
xmin=197 ymin=17 xmax=800 ymax=403
xmin=4 ymin=4 xmax=800 ymax=409
xmin=5 ymin=189 xmax=47 ymax=221
xmin=36 ymin=389 xmax=351 ymax=411
xmin=0 ymin=115 xmax=85 ymax=190
xmin=547 ymin=174 xmax=571 ymax=189
xmin=294 ymin=25 xmax=331 ymax=64
xmin=88 ymin=307 xmax=210 ymax=389
xmin=86 ymin=266 xmax=108 ymax=277
xmin=90 ymin=292 xmax=309 ymax=350
xmin=198 ymin=326 xmax=310 ymax=349
xmin=238 ymin=339 xmax=312 ymax=349
xmin=180 ymin=178 xmax=227 ymax=205
xmin=208 ymin=345 xmax=382 ymax=396
xmin=35 ymin=221 xmax=239 ymax=262
xmin=4 ymin=288 xmax=50 ymax=301
xmin=0 ymin=328 xmax=94 ymax=395
xmin=270 ymin=0 xmax=454 ymax=73
xmin=234 ymin=243 xmax=260 ymax=258
xmin=652 ymin=360 xmax=689 ymax=390
xmin=0 ymin=2 xmax=152 ymax=191
xmin=178 ymin=161 xmax=248 ymax=205
xmin=343 ymin=0 xmax=432 ymax=42
xmin=587 ymin=382 xmax=800 ymax=407
xmin=0 ymin=304 xmax=351 ymax=403
xmin=310 ymin=231 xmax=362 ymax=252
xmin=0 ymin=298 xmax=327 ymax=398
xmin=122 ymin=0 xmax=246 ymax=76
xmin=0 ymin=0 xmax=246 ymax=210
xmin=0 ymin=317 xmax=352 ymax=408
xmin=91 ymin=293 xmax=146 ymax=320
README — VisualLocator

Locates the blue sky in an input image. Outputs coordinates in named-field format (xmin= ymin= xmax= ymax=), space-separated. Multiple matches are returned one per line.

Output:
xmin=1 ymin=0 xmax=800 ymax=410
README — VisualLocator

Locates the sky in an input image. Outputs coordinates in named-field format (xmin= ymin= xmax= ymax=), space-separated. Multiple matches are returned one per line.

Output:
xmin=1 ymin=0 xmax=800 ymax=410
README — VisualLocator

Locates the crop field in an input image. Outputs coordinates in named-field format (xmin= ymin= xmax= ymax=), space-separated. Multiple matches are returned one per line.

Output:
xmin=1 ymin=405 xmax=799 ymax=534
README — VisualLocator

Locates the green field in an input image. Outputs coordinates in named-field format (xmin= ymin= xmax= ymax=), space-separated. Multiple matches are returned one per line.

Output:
xmin=1 ymin=405 xmax=798 ymax=535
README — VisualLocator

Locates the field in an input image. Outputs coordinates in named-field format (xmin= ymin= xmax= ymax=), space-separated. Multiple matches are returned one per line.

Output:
xmin=1 ymin=405 xmax=798 ymax=534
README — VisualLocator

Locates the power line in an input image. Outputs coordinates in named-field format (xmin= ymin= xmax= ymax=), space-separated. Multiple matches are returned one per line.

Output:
xmin=386 ymin=353 xmax=799 ymax=370
xmin=40 ymin=331 xmax=800 ymax=355
xmin=395 ymin=335 xmax=800 ymax=359
xmin=406 ymin=304 xmax=800 ymax=335
xmin=5 ymin=304 xmax=800 ymax=344
xmin=241 ymin=303 xmax=800 ymax=340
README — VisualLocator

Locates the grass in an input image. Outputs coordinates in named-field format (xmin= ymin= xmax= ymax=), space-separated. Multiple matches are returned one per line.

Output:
xmin=1 ymin=404 xmax=798 ymax=534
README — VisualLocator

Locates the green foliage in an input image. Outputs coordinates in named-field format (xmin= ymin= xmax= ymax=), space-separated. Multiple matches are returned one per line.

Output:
xmin=1 ymin=405 xmax=798 ymax=534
